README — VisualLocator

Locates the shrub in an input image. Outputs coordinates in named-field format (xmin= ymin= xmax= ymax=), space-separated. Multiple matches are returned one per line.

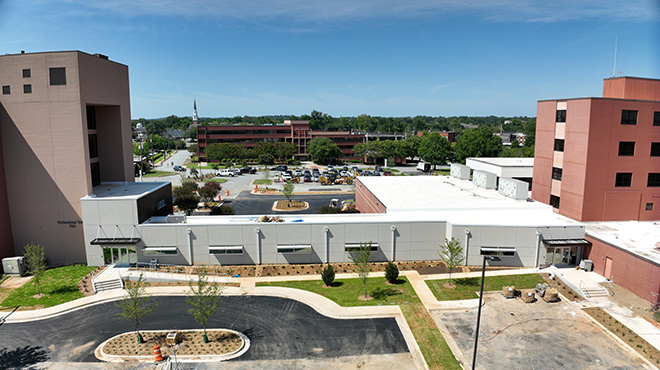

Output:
xmin=321 ymin=264 xmax=335 ymax=286
xmin=316 ymin=205 xmax=341 ymax=214
xmin=385 ymin=261 xmax=399 ymax=284
xmin=209 ymin=205 xmax=236 ymax=215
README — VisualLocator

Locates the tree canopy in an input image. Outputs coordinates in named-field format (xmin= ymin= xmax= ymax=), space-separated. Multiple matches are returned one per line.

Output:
xmin=418 ymin=133 xmax=452 ymax=167
xmin=454 ymin=126 xmax=503 ymax=163
xmin=307 ymin=137 xmax=341 ymax=164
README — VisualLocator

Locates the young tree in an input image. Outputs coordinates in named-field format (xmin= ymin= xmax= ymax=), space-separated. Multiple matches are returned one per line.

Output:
xmin=321 ymin=264 xmax=336 ymax=287
xmin=282 ymin=181 xmax=295 ymax=206
xmin=385 ymin=260 xmax=399 ymax=284
xmin=198 ymin=181 xmax=222 ymax=203
xmin=439 ymin=238 xmax=465 ymax=286
xmin=186 ymin=270 xmax=224 ymax=343
xmin=116 ymin=274 xmax=158 ymax=343
xmin=23 ymin=243 xmax=47 ymax=295
xmin=348 ymin=242 xmax=374 ymax=300
xmin=173 ymin=180 xmax=200 ymax=215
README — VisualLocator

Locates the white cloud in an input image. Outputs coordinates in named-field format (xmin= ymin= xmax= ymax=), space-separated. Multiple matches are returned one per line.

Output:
xmin=61 ymin=0 xmax=658 ymax=25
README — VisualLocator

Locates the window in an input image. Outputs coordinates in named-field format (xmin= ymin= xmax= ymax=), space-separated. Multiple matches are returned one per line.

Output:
xmin=552 ymin=167 xmax=562 ymax=181
xmin=22 ymin=69 xmax=30 ymax=78
xmin=142 ymin=247 xmax=178 ymax=256
xmin=648 ymin=173 xmax=660 ymax=187
xmin=556 ymin=110 xmax=566 ymax=123
xmin=621 ymin=110 xmax=637 ymax=125
xmin=157 ymin=199 xmax=166 ymax=210
xmin=90 ymin=162 xmax=101 ymax=186
xmin=2 ymin=86 xmax=9 ymax=95
xmin=277 ymin=245 xmax=312 ymax=254
xmin=88 ymin=134 xmax=98 ymax=158
xmin=615 ymin=173 xmax=632 ymax=187
xmin=618 ymin=141 xmax=635 ymax=156
xmin=86 ymin=106 xmax=96 ymax=130
xmin=646 ymin=203 xmax=654 ymax=211
xmin=651 ymin=143 xmax=660 ymax=157
xmin=49 ymin=67 xmax=66 ymax=85
xmin=209 ymin=246 xmax=243 ymax=255
xmin=480 ymin=247 xmax=516 ymax=256
xmin=655 ymin=112 xmax=660 ymax=126
xmin=554 ymin=139 xmax=565 ymax=152
xmin=23 ymin=84 xmax=31 ymax=94
xmin=550 ymin=195 xmax=560 ymax=208
xmin=344 ymin=243 xmax=379 ymax=252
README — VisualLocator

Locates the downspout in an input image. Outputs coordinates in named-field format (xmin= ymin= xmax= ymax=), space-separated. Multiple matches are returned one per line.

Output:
xmin=255 ymin=228 xmax=261 ymax=265
xmin=391 ymin=225 xmax=397 ymax=261
xmin=324 ymin=227 xmax=329 ymax=263
xmin=464 ymin=229 xmax=470 ymax=266
xmin=186 ymin=228 xmax=193 ymax=266
xmin=535 ymin=231 xmax=542 ymax=269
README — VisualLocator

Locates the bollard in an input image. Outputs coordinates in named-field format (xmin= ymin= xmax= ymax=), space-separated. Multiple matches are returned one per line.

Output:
xmin=153 ymin=344 xmax=163 ymax=362
xmin=226 ymin=190 xmax=229 ymax=196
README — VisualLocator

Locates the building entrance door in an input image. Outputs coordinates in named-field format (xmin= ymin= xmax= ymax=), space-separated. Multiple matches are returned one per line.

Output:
xmin=604 ymin=257 xmax=613 ymax=279
xmin=103 ymin=247 xmax=136 ymax=266
xmin=547 ymin=246 xmax=579 ymax=266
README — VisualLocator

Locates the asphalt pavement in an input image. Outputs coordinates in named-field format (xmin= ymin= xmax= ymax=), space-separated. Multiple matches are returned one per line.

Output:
xmin=0 ymin=296 xmax=407 ymax=367
xmin=224 ymin=190 xmax=355 ymax=215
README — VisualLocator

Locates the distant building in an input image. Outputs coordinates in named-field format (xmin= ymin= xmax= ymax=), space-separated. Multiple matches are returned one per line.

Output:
xmin=416 ymin=131 xmax=458 ymax=143
xmin=197 ymin=120 xmax=366 ymax=161
xmin=532 ymin=76 xmax=660 ymax=222
xmin=0 ymin=51 xmax=134 ymax=265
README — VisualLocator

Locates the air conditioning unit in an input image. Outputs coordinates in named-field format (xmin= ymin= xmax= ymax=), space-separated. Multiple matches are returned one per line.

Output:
xmin=2 ymin=256 xmax=27 ymax=277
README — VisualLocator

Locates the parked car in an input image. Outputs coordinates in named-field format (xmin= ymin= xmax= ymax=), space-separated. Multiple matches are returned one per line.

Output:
xmin=281 ymin=172 xmax=292 ymax=181
xmin=375 ymin=166 xmax=383 ymax=172
xmin=303 ymin=170 xmax=311 ymax=176
xmin=363 ymin=170 xmax=372 ymax=176
xmin=373 ymin=170 xmax=381 ymax=176
xmin=271 ymin=165 xmax=288 ymax=171
xmin=217 ymin=169 xmax=234 ymax=177
xmin=231 ymin=168 xmax=242 ymax=175
xmin=383 ymin=171 xmax=392 ymax=176
xmin=173 ymin=165 xmax=186 ymax=172
xmin=303 ymin=174 xmax=313 ymax=182
xmin=294 ymin=169 xmax=302 ymax=177
xmin=314 ymin=173 xmax=320 ymax=182
xmin=241 ymin=167 xmax=257 ymax=174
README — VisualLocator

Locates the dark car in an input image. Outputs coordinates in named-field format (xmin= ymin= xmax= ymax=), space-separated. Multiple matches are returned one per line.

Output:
xmin=241 ymin=167 xmax=257 ymax=174
xmin=173 ymin=165 xmax=186 ymax=172
xmin=271 ymin=165 xmax=288 ymax=171
xmin=303 ymin=174 xmax=313 ymax=182
xmin=383 ymin=171 xmax=392 ymax=176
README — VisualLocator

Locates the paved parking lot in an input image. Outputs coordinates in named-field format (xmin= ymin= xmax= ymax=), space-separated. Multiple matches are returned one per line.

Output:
xmin=432 ymin=292 xmax=653 ymax=370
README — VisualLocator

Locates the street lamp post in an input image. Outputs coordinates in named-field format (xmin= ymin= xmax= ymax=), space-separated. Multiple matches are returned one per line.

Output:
xmin=471 ymin=255 xmax=501 ymax=370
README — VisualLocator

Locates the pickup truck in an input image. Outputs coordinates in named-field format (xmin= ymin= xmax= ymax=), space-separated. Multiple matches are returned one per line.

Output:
xmin=217 ymin=169 xmax=235 ymax=177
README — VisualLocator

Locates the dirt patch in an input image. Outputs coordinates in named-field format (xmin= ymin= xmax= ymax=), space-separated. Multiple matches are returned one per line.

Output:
xmin=0 ymin=276 xmax=33 ymax=289
xmin=77 ymin=266 xmax=104 ymax=296
xmin=102 ymin=329 xmax=242 ymax=357
xmin=272 ymin=200 xmax=309 ymax=211
xmin=601 ymin=281 xmax=657 ymax=322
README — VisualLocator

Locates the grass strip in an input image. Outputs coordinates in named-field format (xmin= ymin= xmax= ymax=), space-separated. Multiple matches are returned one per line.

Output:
xmin=257 ymin=276 xmax=462 ymax=369
xmin=1 ymin=264 xmax=95 ymax=309
xmin=425 ymin=274 xmax=545 ymax=301
xmin=140 ymin=170 xmax=177 ymax=177
xmin=253 ymin=179 xmax=273 ymax=185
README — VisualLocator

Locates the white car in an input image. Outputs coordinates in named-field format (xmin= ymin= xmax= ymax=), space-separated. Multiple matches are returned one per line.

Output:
xmin=217 ymin=169 xmax=234 ymax=177
xmin=281 ymin=172 xmax=292 ymax=181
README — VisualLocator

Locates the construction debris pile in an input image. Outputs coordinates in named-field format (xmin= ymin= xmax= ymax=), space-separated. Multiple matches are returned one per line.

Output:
xmin=535 ymin=283 xmax=560 ymax=302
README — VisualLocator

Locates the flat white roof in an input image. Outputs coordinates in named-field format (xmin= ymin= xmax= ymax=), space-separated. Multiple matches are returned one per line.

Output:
xmin=357 ymin=175 xmax=580 ymax=227
xmin=83 ymin=182 xmax=170 ymax=200
xmin=586 ymin=222 xmax=660 ymax=266
xmin=466 ymin=157 xmax=534 ymax=167
xmin=465 ymin=157 xmax=534 ymax=178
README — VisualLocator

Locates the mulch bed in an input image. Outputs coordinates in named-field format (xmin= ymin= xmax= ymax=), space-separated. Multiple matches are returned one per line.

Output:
xmin=103 ymin=330 xmax=242 ymax=357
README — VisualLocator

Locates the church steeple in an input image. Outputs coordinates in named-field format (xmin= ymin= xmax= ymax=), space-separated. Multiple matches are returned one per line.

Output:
xmin=192 ymin=99 xmax=198 ymax=125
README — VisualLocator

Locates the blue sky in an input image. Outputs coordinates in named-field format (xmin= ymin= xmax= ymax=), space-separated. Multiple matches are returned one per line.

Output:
xmin=1 ymin=0 xmax=658 ymax=119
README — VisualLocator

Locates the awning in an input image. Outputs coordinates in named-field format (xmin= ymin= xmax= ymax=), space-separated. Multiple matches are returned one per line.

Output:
xmin=209 ymin=246 xmax=243 ymax=252
xmin=344 ymin=243 xmax=379 ymax=249
xmin=480 ymin=247 xmax=517 ymax=252
xmin=91 ymin=237 xmax=141 ymax=245
xmin=142 ymin=247 xmax=177 ymax=252
xmin=543 ymin=239 xmax=591 ymax=247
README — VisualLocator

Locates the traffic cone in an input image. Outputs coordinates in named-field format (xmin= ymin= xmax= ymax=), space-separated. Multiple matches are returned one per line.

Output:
xmin=153 ymin=345 xmax=163 ymax=362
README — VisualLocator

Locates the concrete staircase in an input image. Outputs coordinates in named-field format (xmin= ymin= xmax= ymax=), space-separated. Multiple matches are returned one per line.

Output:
xmin=93 ymin=278 xmax=124 ymax=293
xmin=581 ymin=285 xmax=609 ymax=298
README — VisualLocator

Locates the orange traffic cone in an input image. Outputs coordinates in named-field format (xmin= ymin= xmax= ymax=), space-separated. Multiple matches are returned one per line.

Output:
xmin=153 ymin=345 xmax=163 ymax=362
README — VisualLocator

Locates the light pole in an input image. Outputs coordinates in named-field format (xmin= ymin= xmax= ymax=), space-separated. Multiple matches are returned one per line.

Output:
xmin=472 ymin=255 xmax=501 ymax=370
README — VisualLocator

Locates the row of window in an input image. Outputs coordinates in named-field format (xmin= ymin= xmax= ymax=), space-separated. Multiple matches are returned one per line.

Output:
xmin=554 ymin=139 xmax=660 ymax=157
xmin=615 ymin=173 xmax=660 ymax=187
xmin=142 ymin=244 xmax=381 ymax=256
xmin=552 ymin=167 xmax=660 ymax=187
xmin=556 ymin=109 xmax=660 ymax=126
xmin=550 ymin=194 xmax=654 ymax=211
xmin=1 ymin=67 xmax=66 ymax=95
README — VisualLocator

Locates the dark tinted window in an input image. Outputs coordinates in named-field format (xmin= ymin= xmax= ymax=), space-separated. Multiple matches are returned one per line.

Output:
xmin=550 ymin=195 xmax=560 ymax=208
xmin=651 ymin=143 xmax=660 ymax=157
xmin=554 ymin=139 xmax=565 ymax=152
xmin=648 ymin=173 xmax=660 ymax=187
xmin=88 ymin=134 xmax=98 ymax=158
xmin=90 ymin=162 xmax=101 ymax=186
xmin=615 ymin=173 xmax=632 ymax=187
xmin=618 ymin=141 xmax=635 ymax=156
xmin=2 ymin=86 xmax=9 ymax=95
xmin=556 ymin=110 xmax=566 ymax=123
xmin=49 ymin=67 xmax=66 ymax=85
xmin=552 ymin=167 xmax=562 ymax=181
xmin=87 ymin=106 xmax=97 ymax=130
xmin=23 ymin=84 xmax=31 ymax=94
xmin=22 ymin=69 xmax=30 ymax=78
xmin=621 ymin=110 xmax=637 ymax=125
xmin=654 ymin=112 xmax=660 ymax=126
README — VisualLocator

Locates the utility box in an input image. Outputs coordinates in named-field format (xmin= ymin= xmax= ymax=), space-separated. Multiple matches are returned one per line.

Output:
xmin=473 ymin=170 xmax=497 ymax=189
xmin=450 ymin=163 xmax=470 ymax=180
xmin=583 ymin=260 xmax=593 ymax=272
xmin=2 ymin=256 xmax=27 ymax=276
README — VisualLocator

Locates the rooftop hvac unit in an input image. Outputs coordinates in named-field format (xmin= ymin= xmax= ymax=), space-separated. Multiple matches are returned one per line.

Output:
xmin=2 ymin=256 xmax=26 ymax=277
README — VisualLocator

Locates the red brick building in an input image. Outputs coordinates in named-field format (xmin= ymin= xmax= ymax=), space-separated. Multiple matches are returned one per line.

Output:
xmin=532 ymin=77 xmax=660 ymax=222
xmin=197 ymin=120 xmax=365 ymax=161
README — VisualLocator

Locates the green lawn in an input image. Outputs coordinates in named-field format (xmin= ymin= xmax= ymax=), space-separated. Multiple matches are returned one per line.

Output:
xmin=202 ymin=178 xmax=228 ymax=184
xmin=257 ymin=276 xmax=461 ymax=369
xmin=257 ymin=276 xmax=419 ymax=306
xmin=426 ymin=274 xmax=545 ymax=301
xmin=1 ymin=264 xmax=96 ymax=308
xmin=140 ymin=169 xmax=177 ymax=177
